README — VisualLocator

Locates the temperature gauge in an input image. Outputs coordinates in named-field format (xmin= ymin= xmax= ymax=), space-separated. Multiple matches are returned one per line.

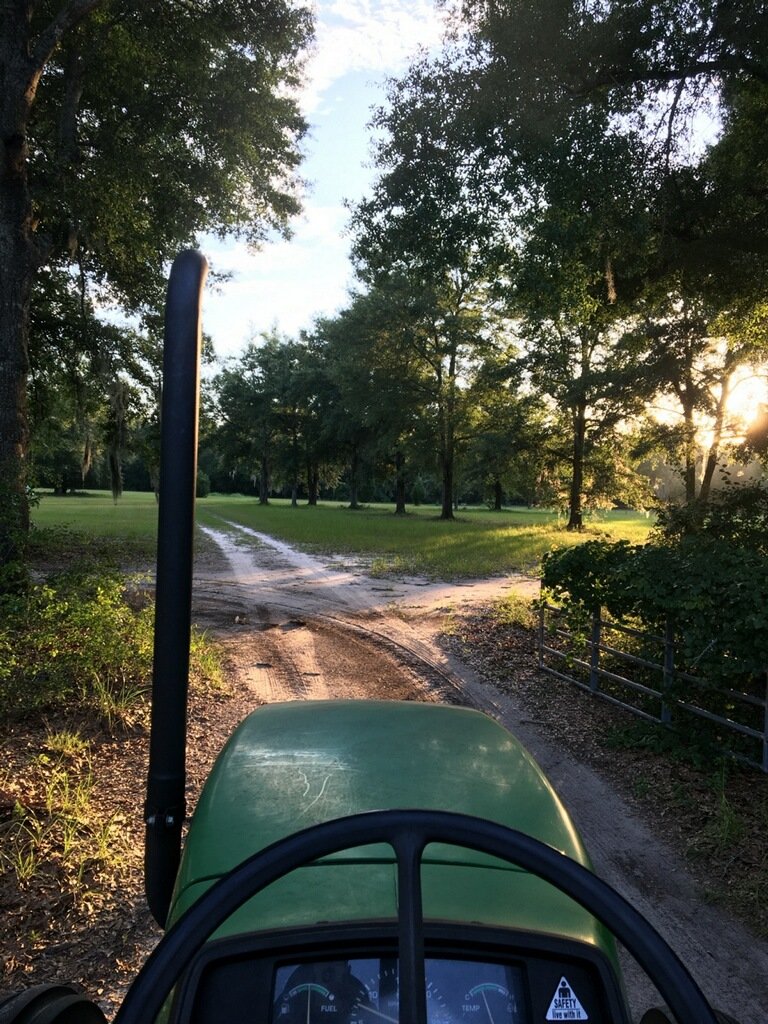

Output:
xmin=461 ymin=982 xmax=516 ymax=1023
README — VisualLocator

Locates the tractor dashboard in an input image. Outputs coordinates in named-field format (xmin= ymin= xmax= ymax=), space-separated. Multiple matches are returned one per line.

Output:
xmin=169 ymin=923 xmax=627 ymax=1024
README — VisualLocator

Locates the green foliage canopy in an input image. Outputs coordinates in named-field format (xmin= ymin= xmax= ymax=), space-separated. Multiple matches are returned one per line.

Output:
xmin=0 ymin=0 xmax=313 ymax=572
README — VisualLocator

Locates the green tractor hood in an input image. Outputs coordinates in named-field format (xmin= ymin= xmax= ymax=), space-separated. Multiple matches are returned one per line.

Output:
xmin=168 ymin=700 xmax=609 ymax=951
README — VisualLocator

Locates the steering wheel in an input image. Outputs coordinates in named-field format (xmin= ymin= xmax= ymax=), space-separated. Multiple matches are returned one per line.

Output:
xmin=113 ymin=810 xmax=719 ymax=1024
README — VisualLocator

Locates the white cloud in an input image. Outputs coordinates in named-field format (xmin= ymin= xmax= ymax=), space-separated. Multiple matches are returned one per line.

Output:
xmin=200 ymin=0 xmax=447 ymax=359
xmin=302 ymin=0 xmax=447 ymax=112
xmin=202 ymin=205 xmax=355 ymax=357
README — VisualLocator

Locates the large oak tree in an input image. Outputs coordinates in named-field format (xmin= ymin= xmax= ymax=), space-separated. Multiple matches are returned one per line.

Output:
xmin=392 ymin=1 xmax=768 ymax=520
xmin=0 ymin=0 xmax=312 ymax=574
xmin=349 ymin=58 xmax=512 ymax=519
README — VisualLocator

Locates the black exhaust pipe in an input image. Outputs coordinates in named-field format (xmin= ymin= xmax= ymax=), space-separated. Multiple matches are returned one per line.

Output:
xmin=145 ymin=249 xmax=208 ymax=927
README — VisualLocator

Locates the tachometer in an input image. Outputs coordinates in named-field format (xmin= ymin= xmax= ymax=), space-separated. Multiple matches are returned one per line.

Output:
xmin=354 ymin=964 xmax=399 ymax=1023
xmin=354 ymin=964 xmax=451 ymax=1024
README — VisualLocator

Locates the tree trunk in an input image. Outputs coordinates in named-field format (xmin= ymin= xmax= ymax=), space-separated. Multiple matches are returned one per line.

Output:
xmin=439 ymin=379 xmax=455 ymax=521
xmin=672 ymin=341 xmax=699 ymax=505
xmin=0 ymin=247 xmax=32 ymax=567
xmin=493 ymin=476 xmax=503 ymax=511
xmin=348 ymin=446 xmax=360 ymax=510
xmin=682 ymin=401 xmax=697 ymax=504
xmin=0 ymin=2 xmax=109 ymax=579
xmin=307 ymin=462 xmax=318 ymax=506
xmin=258 ymin=451 xmax=269 ymax=504
xmin=0 ymin=38 xmax=36 ymax=575
xmin=394 ymin=448 xmax=406 ymax=515
xmin=566 ymin=405 xmax=586 ymax=531
xmin=699 ymin=370 xmax=732 ymax=503
xmin=440 ymin=454 xmax=454 ymax=519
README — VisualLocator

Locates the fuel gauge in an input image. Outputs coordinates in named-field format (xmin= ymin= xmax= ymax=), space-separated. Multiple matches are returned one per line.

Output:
xmin=274 ymin=961 xmax=371 ymax=1024
xmin=277 ymin=980 xmax=341 ymax=1023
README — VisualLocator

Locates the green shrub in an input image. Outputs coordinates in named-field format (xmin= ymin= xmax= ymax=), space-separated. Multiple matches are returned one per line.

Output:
xmin=0 ymin=564 xmax=222 ymax=725
xmin=542 ymin=536 xmax=768 ymax=693
xmin=0 ymin=567 xmax=154 ymax=722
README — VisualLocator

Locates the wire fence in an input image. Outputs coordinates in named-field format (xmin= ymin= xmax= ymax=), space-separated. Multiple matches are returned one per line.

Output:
xmin=538 ymin=601 xmax=768 ymax=773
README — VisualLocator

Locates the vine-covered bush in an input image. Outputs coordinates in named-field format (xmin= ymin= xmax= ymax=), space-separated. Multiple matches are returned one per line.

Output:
xmin=654 ymin=482 xmax=768 ymax=551
xmin=543 ymin=536 xmax=768 ymax=686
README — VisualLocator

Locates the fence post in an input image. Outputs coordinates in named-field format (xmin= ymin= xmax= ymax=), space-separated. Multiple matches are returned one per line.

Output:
xmin=662 ymin=619 xmax=674 ymax=725
xmin=538 ymin=603 xmax=546 ymax=672
xmin=763 ymin=671 xmax=768 ymax=774
xmin=589 ymin=609 xmax=601 ymax=692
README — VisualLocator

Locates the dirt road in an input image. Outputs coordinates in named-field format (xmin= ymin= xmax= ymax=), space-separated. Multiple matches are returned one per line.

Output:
xmin=191 ymin=517 xmax=768 ymax=1024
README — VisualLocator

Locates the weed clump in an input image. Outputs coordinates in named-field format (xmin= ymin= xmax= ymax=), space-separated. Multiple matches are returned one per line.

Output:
xmin=0 ymin=563 xmax=222 ymax=727
xmin=0 ymin=566 xmax=154 ymax=726
xmin=0 ymin=732 xmax=124 ymax=889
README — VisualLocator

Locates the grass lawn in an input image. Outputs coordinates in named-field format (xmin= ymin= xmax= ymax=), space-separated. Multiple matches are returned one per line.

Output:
xmin=31 ymin=490 xmax=160 ymax=563
xmin=32 ymin=490 xmax=654 ymax=578
xmin=33 ymin=490 xmax=160 ymax=537
xmin=199 ymin=496 xmax=652 ymax=577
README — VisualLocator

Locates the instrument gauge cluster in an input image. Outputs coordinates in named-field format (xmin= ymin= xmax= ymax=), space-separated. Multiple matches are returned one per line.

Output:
xmin=175 ymin=927 xmax=618 ymax=1024
xmin=272 ymin=957 xmax=525 ymax=1024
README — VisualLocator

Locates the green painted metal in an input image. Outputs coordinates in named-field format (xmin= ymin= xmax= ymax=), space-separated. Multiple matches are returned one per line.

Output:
xmin=168 ymin=700 xmax=613 ymax=953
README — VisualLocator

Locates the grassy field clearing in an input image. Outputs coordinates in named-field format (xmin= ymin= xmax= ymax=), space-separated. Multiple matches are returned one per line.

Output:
xmin=33 ymin=491 xmax=160 ymax=536
xmin=33 ymin=491 xmax=654 ymax=577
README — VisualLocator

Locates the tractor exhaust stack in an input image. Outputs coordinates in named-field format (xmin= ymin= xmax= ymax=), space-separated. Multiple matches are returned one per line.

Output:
xmin=145 ymin=249 xmax=208 ymax=927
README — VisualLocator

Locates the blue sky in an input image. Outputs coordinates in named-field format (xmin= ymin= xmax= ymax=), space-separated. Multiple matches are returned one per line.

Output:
xmin=203 ymin=0 xmax=447 ymax=360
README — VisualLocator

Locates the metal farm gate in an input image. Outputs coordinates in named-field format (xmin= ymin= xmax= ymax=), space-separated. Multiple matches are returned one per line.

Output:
xmin=538 ymin=601 xmax=768 ymax=773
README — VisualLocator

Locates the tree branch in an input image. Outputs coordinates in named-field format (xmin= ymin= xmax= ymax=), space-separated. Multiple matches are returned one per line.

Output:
xmin=56 ymin=41 xmax=85 ymax=167
xmin=30 ymin=0 xmax=103 ymax=76
xmin=581 ymin=57 xmax=768 ymax=94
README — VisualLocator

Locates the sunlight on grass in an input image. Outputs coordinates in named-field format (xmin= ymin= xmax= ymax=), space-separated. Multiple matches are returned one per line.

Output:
xmin=198 ymin=497 xmax=654 ymax=579
xmin=33 ymin=490 xmax=159 ymax=538
xmin=32 ymin=491 xmax=654 ymax=580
